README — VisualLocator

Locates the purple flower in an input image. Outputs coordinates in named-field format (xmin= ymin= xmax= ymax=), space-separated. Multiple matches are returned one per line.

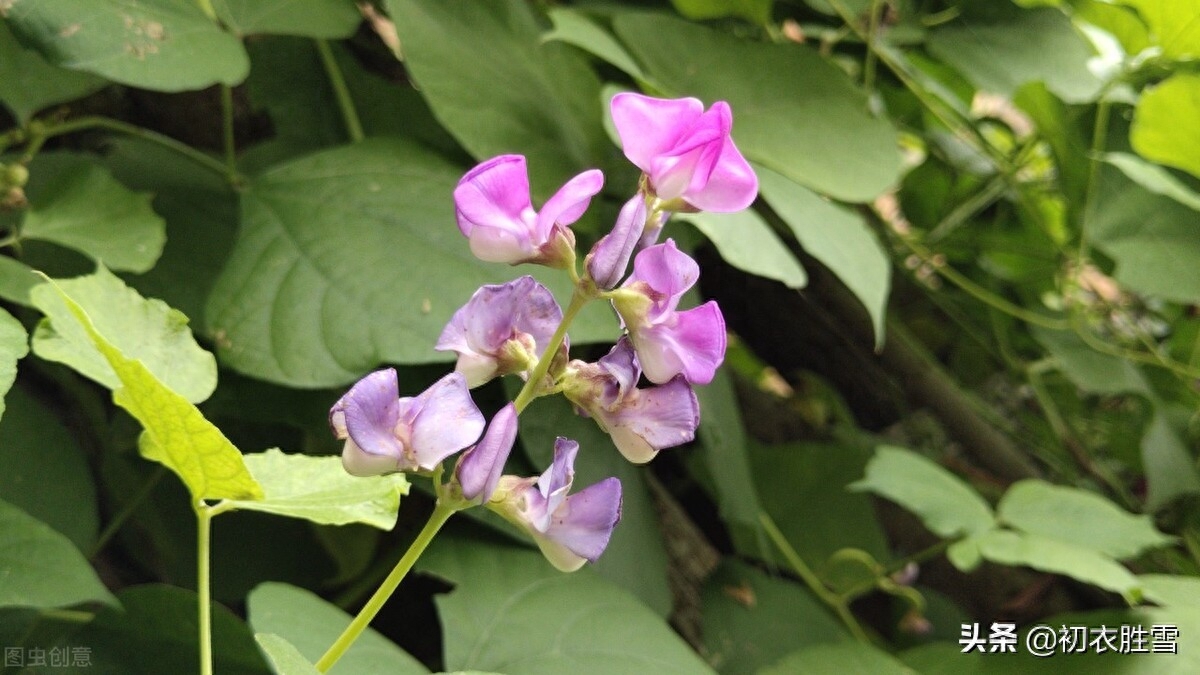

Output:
xmin=330 ymin=369 xmax=485 ymax=476
xmin=585 ymin=195 xmax=646 ymax=290
xmin=611 ymin=240 xmax=726 ymax=385
xmin=492 ymin=438 xmax=622 ymax=572
xmin=435 ymin=277 xmax=563 ymax=387
xmin=454 ymin=155 xmax=603 ymax=267
xmin=562 ymin=338 xmax=700 ymax=464
xmin=455 ymin=403 xmax=518 ymax=503
xmin=611 ymin=93 xmax=757 ymax=213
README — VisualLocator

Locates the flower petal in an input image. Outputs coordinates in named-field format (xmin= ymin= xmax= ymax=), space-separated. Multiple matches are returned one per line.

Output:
xmin=534 ymin=169 xmax=604 ymax=241
xmin=330 ymin=368 xmax=404 ymax=459
xmin=611 ymin=93 xmax=704 ymax=172
xmin=454 ymin=155 xmax=534 ymax=235
xmin=341 ymin=438 xmax=403 ymax=477
xmin=457 ymin=403 xmax=518 ymax=503
xmin=626 ymin=239 xmax=699 ymax=318
xmin=540 ymin=477 xmax=623 ymax=568
xmin=635 ymin=301 xmax=726 ymax=385
xmin=586 ymin=195 xmax=646 ymax=290
xmin=605 ymin=376 xmax=699 ymax=463
xmin=684 ymin=134 xmax=758 ymax=212
xmin=407 ymin=372 xmax=486 ymax=469
xmin=534 ymin=437 xmax=578 ymax=528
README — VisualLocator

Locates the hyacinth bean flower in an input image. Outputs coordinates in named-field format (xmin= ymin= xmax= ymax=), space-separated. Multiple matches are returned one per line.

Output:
xmin=611 ymin=239 xmax=726 ymax=385
xmin=455 ymin=403 xmax=518 ymax=503
xmin=585 ymin=195 xmax=647 ymax=290
xmin=491 ymin=438 xmax=622 ymax=572
xmin=611 ymin=92 xmax=757 ymax=214
xmin=435 ymin=276 xmax=563 ymax=387
xmin=454 ymin=154 xmax=603 ymax=267
xmin=562 ymin=338 xmax=700 ymax=464
xmin=330 ymin=369 xmax=485 ymax=476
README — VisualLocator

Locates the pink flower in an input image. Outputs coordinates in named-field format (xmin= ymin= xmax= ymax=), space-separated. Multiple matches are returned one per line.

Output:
xmin=611 ymin=240 xmax=726 ymax=385
xmin=454 ymin=155 xmax=603 ymax=267
xmin=611 ymin=93 xmax=757 ymax=213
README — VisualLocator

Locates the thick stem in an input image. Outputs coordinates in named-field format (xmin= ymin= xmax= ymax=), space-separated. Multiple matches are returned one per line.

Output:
xmin=316 ymin=39 xmax=365 ymax=144
xmin=195 ymin=504 xmax=214 ymax=675
xmin=513 ymin=288 xmax=589 ymax=413
xmin=315 ymin=502 xmax=456 ymax=672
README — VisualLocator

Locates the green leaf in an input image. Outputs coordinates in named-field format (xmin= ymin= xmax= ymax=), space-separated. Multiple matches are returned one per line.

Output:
xmin=222 ymin=449 xmax=408 ymax=529
xmin=544 ymin=8 xmax=649 ymax=84
xmin=701 ymin=560 xmax=847 ymax=675
xmin=206 ymin=139 xmax=615 ymax=388
xmin=695 ymin=368 xmax=761 ymax=530
xmin=760 ymin=642 xmax=910 ymax=675
xmin=0 ymin=308 xmax=26 ymax=422
xmin=1139 ymin=573 xmax=1200 ymax=608
xmin=851 ymin=446 xmax=995 ymax=538
xmin=997 ymin=480 xmax=1173 ymax=559
xmin=1117 ymin=0 xmax=1200 ymax=59
xmin=0 ymin=386 xmax=97 ymax=551
xmin=669 ymin=0 xmax=772 ymax=24
xmin=421 ymin=535 xmax=714 ymax=674
xmin=756 ymin=165 xmax=891 ymax=347
xmin=975 ymin=529 xmax=1142 ymax=601
xmin=211 ymin=0 xmax=361 ymax=38
xmin=615 ymin=14 xmax=901 ymax=202
xmin=0 ymin=498 xmax=116 ymax=609
xmin=385 ymin=0 xmax=607 ymax=198
xmin=248 ymin=582 xmax=429 ymax=674
xmin=1104 ymin=152 xmax=1200 ymax=211
xmin=1076 ymin=1 xmax=1151 ymax=56
xmin=255 ymin=634 xmax=321 ymax=675
xmin=926 ymin=8 xmax=1102 ymax=103
xmin=35 ymin=276 xmax=262 ymax=502
xmin=0 ymin=255 xmax=39 ymax=306
xmin=5 ymin=0 xmax=249 ymax=91
xmin=678 ymin=209 xmax=807 ymax=289
xmin=20 ymin=158 xmax=166 ymax=272
xmin=31 ymin=266 xmax=217 ymax=403
xmin=514 ymin=389 xmax=672 ymax=616
xmin=1131 ymin=73 xmax=1200 ymax=180
xmin=0 ymin=20 xmax=105 ymax=122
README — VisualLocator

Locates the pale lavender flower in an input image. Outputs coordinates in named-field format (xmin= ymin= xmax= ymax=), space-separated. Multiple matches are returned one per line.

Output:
xmin=611 ymin=93 xmax=757 ymax=213
xmin=562 ymin=338 xmax=699 ymax=464
xmin=455 ymin=403 xmax=518 ymax=503
xmin=330 ymin=369 xmax=485 ymax=476
xmin=585 ymin=195 xmax=646 ymax=290
xmin=491 ymin=438 xmax=622 ymax=572
xmin=435 ymin=276 xmax=563 ymax=387
xmin=611 ymin=240 xmax=726 ymax=385
xmin=454 ymin=154 xmax=603 ymax=267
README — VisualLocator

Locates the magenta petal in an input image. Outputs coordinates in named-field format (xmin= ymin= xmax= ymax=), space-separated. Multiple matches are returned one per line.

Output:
xmin=407 ymin=372 xmax=486 ymax=469
xmin=534 ymin=169 xmax=604 ymax=241
xmin=611 ymin=93 xmax=705 ymax=172
xmin=544 ymin=477 xmax=622 ymax=563
xmin=636 ymin=301 xmax=726 ymax=385
xmin=685 ymin=136 xmax=758 ymax=212
xmin=457 ymin=403 xmax=518 ymax=502
xmin=454 ymin=155 xmax=534 ymax=234
xmin=330 ymin=369 xmax=404 ymax=459
xmin=627 ymin=239 xmax=699 ymax=317
xmin=586 ymin=195 xmax=646 ymax=290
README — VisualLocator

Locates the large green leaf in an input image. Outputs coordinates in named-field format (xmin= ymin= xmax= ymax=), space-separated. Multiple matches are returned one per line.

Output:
xmin=205 ymin=139 xmax=614 ymax=388
xmin=1117 ymin=0 xmax=1200 ymax=58
xmin=760 ymin=642 xmax=910 ymax=675
xmin=701 ymin=560 xmax=847 ymax=675
xmin=0 ymin=386 xmax=97 ymax=551
xmin=997 ymin=480 xmax=1173 ymax=559
xmin=756 ymin=165 xmax=891 ymax=347
xmin=0 ymin=20 xmax=105 ymax=122
xmin=0 ymin=308 xmax=26 ymax=422
xmin=615 ymin=15 xmax=901 ymax=202
xmin=695 ymin=368 xmax=761 ymax=530
xmin=926 ymin=7 xmax=1101 ymax=103
xmin=248 ymin=582 xmax=429 ymax=675
xmin=211 ymin=0 xmax=361 ymax=38
xmin=35 ymin=277 xmax=262 ymax=502
xmin=851 ymin=446 xmax=995 ymax=538
xmin=975 ymin=530 xmax=1142 ymax=602
xmin=421 ymin=535 xmax=714 ymax=674
xmin=256 ymin=633 xmax=321 ymax=675
xmin=20 ymin=158 xmax=166 ymax=273
xmin=677 ymin=209 xmax=807 ymax=290
xmin=1104 ymin=152 xmax=1200 ymax=211
xmin=0 ymin=255 xmax=39 ymax=306
xmin=31 ymin=266 xmax=217 ymax=403
xmin=0 ymin=498 xmax=116 ymax=609
xmin=5 ymin=0 xmax=249 ymax=91
xmin=544 ymin=9 xmax=650 ymax=85
xmin=385 ymin=0 xmax=607 ymax=199
xmin=1131 ymin=73 xmax=1200 ymax=180
xmin=222 ymin=450 xmax=409 ymax=529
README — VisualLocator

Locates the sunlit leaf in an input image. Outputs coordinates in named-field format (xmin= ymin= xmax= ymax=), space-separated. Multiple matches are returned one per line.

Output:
xmin=0 ymin=498 xmax=116 ymax=609
xmin=255 ymin=633 xmax=321 ymax=675
xmin=851 ymin=446 xmax=995 ymax=538
xmin=31 ymin=266 xmax=217 ymax=403
xmin=5 ymin=0 xmax=249 ymax=91
xmin=976 ymin=529 xmax=1142 ymax=602
xmin=1131 ymin=73 xmax=1200 ymax=180
xmin=0 ymin=256 xmax=38 ymax=306
xmin=223 ymin=450 xmax=408 ymax=529
xmin=1117 ymin=0 xmax=1200 ymax=59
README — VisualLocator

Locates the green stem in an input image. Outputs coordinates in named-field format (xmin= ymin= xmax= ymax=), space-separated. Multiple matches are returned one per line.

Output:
xmin=513 ymin=288 xmax=589 ymax=413
xmin=88 ymin=466 xmax=167 ymax=560
xmin=316 ymin=502 xmax=456 ymax=672
xmin=316 ymin=39 xmax=365 ymax=144
xmin=1078 ymin=99 xmax=1111 ymax=260
xmin=220 ymin=85 xmax=238 ymax=177
xmin=195 ymin=0 xmax=217 ymax=20
xmin=196 ymin=504 xmax=215 ymax=675
xmin=31 ymin=116 xmax=232 ymax=181
xmin=759 ymin=512 xmax=873 ymax=644
xmin=863 ymin=0 xmax=882 ymax=98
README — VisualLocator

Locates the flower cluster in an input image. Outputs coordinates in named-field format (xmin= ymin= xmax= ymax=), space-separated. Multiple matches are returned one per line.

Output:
xmin=330 ymin=93 xmax=756 ymax=571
